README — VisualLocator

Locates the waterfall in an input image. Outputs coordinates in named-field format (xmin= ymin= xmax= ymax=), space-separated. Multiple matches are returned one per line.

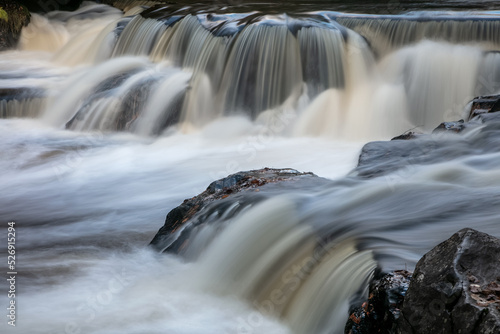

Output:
xmin=7 ymin=4 xmax=500 ymax=138
xmin=0 ymin=98 xmax=47 ymax=118
xmin=335 ymin=13 xmax=500 ymax=57
xmin=192 ymin=197 xmax=376 ymax=334
xmin=2 ymin=3 xmax=500 ymax=334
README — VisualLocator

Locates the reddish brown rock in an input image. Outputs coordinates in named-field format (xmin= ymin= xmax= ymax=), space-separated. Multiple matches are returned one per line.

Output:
xmin=468 ymin=95 xmax=500 ymax=120
xmin=150 ymin=168 xmax=317 ymax=253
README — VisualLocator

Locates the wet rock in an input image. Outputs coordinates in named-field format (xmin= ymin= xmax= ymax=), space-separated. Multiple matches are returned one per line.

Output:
xmin=354 ymin=111 xmax=500 ymax=179
xmin=150 ymin=168 xmax=318 ymax=253
xmin=345 ymin=270 xmax=412 ymax=334
xmin=468 ymin=95 xmax=500 ymax=121
xmin=397 ymin=228 xmax=500 ymax=334
xmin=432 ymin=119 xmax=466 ymax=134
xmin=0 ymin=1 xmax=30 ymax=50
xmin=391 ymin=131 xmax=421 ymax=141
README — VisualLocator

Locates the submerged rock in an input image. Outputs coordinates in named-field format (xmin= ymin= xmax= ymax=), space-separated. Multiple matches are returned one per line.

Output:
xmin=397 ymin=228 xmax=500 ymax=334
xmin=150 ymin=168 xmax=318 ymax=253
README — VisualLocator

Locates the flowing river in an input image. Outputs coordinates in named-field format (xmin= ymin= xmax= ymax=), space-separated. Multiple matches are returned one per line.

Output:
xmin=1 ymin=1 xmax=500 ymax=333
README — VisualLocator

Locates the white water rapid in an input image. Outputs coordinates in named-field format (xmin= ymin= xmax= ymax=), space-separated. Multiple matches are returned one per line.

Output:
xmin=1 ymin=2 xmax=500 ymax=334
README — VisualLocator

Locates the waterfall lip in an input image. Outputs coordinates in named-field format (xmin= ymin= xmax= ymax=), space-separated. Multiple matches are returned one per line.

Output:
xmin=142 ymin=8 xmax=347 ymax=37
xmin=323 ymin=10 xmax=500 ymax=22
xmin=138 ymin=7 xmax=500 ymax=41
xmin=45 ymin=3 xmax=123 ymax=22
xmin=0 ymin=87 xmax=46 ymax=101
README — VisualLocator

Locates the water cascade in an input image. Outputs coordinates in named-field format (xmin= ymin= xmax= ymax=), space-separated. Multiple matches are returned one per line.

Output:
xmin=5 ymin=3 xmax=500 ymax=138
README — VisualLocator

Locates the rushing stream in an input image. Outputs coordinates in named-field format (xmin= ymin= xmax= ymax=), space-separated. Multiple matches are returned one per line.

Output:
xmin=1 ymin=1 xmax=500 ymax=334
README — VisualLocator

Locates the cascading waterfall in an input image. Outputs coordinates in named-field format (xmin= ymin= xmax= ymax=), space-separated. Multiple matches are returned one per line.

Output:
xmin=0 ymin=97 xmax=47 ymax=118
xmin=2 ymin=2 xmax=500 ymax=334
xmin=7 ymin=3 xmax=500 ymax=138
xmin=335 ymin=13 xmax=500 ymax=57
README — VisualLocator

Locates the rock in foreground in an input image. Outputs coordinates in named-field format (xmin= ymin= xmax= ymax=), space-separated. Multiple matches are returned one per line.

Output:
xmin=397 ymin=228 xmax=500 ymax=334
xmin=347 ymin=229 xmax=500 ymax=334
xmin=150 ymin=168 xmax=318 ymax=253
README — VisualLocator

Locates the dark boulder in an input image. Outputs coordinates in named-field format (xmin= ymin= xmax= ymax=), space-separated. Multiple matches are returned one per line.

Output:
xmin=150 ymin=168 xmax=318 ymax=253
xmin=346 ymin=270 xmax=412 ymax=334
xmin=397 ymin=228 xmax=500 ymax=334
xmin=0 ymin=0 xmax=30 ymax=50
xmin=19 ymin=0 xmax=83 ymax=13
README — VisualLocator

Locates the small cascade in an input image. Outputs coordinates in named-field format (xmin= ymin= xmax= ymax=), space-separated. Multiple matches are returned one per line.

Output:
xmin=19 ymin=14 xmax=70 ymax=52
xmin=297 ymin=26 xmax=345 ymax=95
xmin=131 ymin=67 xmax=191 ymax=136
xmin=43 ymin=57 xmax=192 ymax=135
xmin=51 ymin=16 xmax=121 ymax=66
xmin=192 ymin=196 xmax=376 ymax=334
xmin=19 ymin=4 xmax=122 ymax=56
xmin=378 ymin=41 xmax=483 ymax=129
xmin=127 ymin=13 xmax=352 ymax=124
xmin=476 ymin=51 xmax=500 ymax=96
xmin=42 ymin=56 xmax=152 ymax=127
xmin=0 ymin=98 xmax=47 ymax=119
xmin=220 ymin=24 xmax=303 ymax=117
xmin=112 ymin=16 xmax=168 ymax=57
xmin=335 ymin=13 xmax=500 ymax=57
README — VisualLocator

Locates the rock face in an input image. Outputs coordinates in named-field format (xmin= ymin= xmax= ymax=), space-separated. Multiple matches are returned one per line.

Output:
xmin=345 ymin=270 xmax=412 ymax=334
xmin=397 ymin=228 xmax=500 ymax=334
xmin=346 ymin=229 xmax=500 ymax=334
xmin=150 ymin=168 xmax=318 ymax=253
xmin=0 ymin=1 xmax=30 ymax=50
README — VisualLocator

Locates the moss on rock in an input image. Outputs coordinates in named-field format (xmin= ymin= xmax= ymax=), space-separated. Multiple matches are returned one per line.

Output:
xmin=0 ymin=1 xmax=30 ymax=50
xmin=0 ymin=7 xmax=8 ymax=22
